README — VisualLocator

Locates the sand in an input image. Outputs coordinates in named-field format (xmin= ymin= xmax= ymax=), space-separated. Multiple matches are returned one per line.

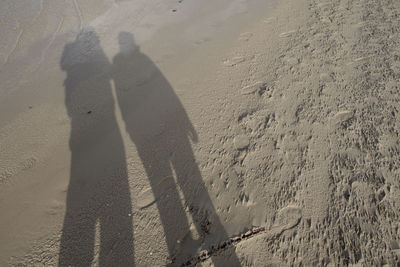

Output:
xmin=0 ymin=0 xmax=399 ymax=265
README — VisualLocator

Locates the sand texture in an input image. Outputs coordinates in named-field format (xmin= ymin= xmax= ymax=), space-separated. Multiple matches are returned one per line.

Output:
xmin=0 ymin=0 xmax=399 ymax=266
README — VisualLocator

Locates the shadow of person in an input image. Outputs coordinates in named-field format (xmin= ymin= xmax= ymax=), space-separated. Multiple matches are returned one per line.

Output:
xmin=59 ymin=28 xmax=134 ymax=266
xmin=113 ymin=32 xmax=241 ymax=266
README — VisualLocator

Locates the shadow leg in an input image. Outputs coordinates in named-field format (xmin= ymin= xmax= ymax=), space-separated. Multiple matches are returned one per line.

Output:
xmin=59 ymin=193 xmax=96 ymax=266
xmin=171 ymin=138 xmax=241 ymax=266
xmin=98 ymin=168 xmax=135 ymax=266
xmin=139 ymin=147 xmax=195 ymax=263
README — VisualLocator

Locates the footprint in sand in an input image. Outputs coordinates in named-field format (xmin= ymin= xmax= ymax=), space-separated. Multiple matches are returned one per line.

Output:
xmin=279 ymin=30 xmax=296 ymax=38
xmin=238 ymin=32 xmax=253 ymax=42
xmin=241 ymin=81 xmax=264 ymax=95
xmin=223 ymin=56 xmax=246 ymax=67
xmin=263 ymin=17 xmax=276 ymax=24
xmin=330 ymin=110 xmax=354 ymax=128
xmin=137 ymin=175 xmax=176 ymax=209
xmin=275 ymin=205 xmax=302 ymax=230
xmin=234 ymin=135 xmax=250 ymax=150
xmin=319 ymin=72 xmax=333 ymax=82
xmin=137 ymin=188 xmax=156 ymax=209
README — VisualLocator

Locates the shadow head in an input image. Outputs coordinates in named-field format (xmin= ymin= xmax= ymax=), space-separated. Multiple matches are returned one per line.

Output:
xmin=60 ymin=26 xmax=102 ymax=71
xmin=118 ymin=32 xmax=139 ymax=53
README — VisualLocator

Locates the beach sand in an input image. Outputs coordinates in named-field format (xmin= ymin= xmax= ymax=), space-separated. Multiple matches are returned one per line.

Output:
xmin=0 ymin=0 xmax=399 ymax=265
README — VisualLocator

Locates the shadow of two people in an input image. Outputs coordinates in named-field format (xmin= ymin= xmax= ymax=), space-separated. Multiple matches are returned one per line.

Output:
xmin=59 ymin=28 xmax=240 ymax=266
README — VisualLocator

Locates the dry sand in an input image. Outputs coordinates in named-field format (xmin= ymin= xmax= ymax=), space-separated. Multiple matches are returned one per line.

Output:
xmin=1 ymin=0 xmax=400 ymax=266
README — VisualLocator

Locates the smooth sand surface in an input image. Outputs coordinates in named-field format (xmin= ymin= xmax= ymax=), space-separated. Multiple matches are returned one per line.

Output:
xmin=1 ymin=0 xmax=400 ymax=265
